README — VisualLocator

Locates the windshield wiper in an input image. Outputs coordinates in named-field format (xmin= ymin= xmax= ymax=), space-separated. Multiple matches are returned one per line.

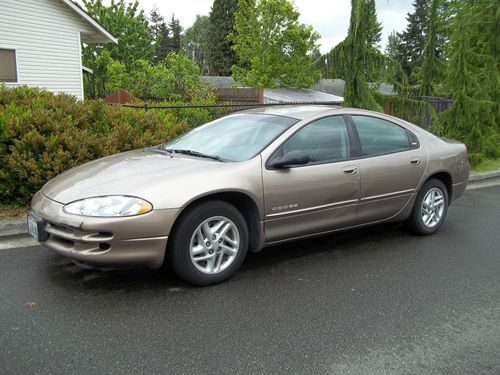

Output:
xmin=164 ymin=148 xmax=224 ymax=162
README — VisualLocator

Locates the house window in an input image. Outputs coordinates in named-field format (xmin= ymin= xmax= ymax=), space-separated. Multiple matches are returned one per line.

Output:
xmin=0 ymin=49 xmax=18 ymax=82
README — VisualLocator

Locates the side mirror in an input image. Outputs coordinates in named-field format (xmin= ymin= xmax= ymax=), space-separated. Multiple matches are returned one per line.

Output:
xmin=268 ymin=150 xmax=310 ymax=169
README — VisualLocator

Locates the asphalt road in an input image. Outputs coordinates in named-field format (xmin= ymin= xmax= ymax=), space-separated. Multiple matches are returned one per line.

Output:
xmin=1 ymin=185 xmax=499 ymax=375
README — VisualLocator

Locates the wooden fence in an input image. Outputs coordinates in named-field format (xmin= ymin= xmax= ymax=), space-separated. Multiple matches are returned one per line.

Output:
xmin=215 ymin=87 xmax=263 ymax=104
xmin=103 ymin=89 xmax=141 ymax=104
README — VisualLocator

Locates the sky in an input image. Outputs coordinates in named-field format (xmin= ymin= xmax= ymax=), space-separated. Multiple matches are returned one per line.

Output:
xmin=135 ymin=0 xmax=415 ymax=53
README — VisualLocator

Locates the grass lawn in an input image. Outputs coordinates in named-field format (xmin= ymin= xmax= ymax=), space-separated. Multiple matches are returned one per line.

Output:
xmin=0 ymin=203 xmax=29 ymax=221
xmin=472 ymin=158 xmax=500 ymax=173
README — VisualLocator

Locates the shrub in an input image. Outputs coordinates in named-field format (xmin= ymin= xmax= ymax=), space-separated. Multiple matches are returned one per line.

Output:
xmin=0 ymin=86 xmax=191 ymax=204
xmin=89 ymin=51 xmax=215 ymax=102
xmin=147 ymin=100 xmax=215 ymax=127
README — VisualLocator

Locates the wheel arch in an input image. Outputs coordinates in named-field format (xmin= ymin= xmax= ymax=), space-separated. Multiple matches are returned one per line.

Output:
xmin=169 ymin=191 xmax=264 ymax=253
xmin=424 ymin=171 xmax=453 ymax=203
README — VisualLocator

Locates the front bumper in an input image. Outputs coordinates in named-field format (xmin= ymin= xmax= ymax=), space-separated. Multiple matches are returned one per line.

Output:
xmin=31 ymin=191 xmax=180 ymax=269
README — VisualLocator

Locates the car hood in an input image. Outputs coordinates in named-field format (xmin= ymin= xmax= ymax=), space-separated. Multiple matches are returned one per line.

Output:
xmin=42 ymin=149 xmax=230 ymax=205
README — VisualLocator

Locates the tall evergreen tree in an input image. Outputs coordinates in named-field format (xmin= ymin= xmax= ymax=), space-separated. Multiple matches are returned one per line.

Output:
xmin=207 ymin=0 xmax=238 ymax=76
xmin=322 ymin=0 xmax=382 ymax=80
xmin=149 ymin=7 xmax=165 ymax=41
xmin=419 ymin=0 xmax=442 ymax=96
xmin=396 ymin=0 xmax=430 ymax=77
xmin=149 ymin=7 xmax=170 ymax=64
xmin=366 ymin=0 xmax=382 ymax=48
xmin=166 ymin=14 xmax=183 ymax=55
xmin=343 ymin=0 xmax=384 ymax=109
xmin=323 ymin=0 xmax=384 ymax=109
xmin=439 ymin=0 xmax=499 ymax=164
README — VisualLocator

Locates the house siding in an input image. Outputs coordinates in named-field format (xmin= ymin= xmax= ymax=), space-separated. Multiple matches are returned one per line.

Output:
xmin=0 ymin=0 xmax=96 ymax=99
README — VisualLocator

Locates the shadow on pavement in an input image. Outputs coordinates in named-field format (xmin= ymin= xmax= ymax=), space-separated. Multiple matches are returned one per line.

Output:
xmin=39 ymin=222 xmax=412 ymax=292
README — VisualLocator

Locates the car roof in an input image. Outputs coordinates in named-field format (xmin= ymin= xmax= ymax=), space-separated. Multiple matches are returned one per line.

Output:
xmin=238 ymin=105 xmax=343 ymax=120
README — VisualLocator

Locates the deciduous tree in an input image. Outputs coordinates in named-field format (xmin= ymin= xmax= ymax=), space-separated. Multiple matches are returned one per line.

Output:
xmin=385 ymin=31 xmax=402 ymax=60
xmin=182 ymin=15 xmax=211 ymax=75
xmin=229 ymin=0 xmax=320 ymax=88
xmin=82 ymin=0 xmax=154 ymax=97
xmin=82 ymin=0 xmax=154 ymax=68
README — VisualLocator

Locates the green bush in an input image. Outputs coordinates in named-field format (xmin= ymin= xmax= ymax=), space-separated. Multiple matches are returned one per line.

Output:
xmin=86 ymin=51 xmax=216 ymax=103
xmin=0 ymin=85 xmax=191 ymax=204
xmin=147 ymin=100 xmax=215 ymax=127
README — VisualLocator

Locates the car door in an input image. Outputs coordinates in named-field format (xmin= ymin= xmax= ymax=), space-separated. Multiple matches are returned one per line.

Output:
xmin=262 ymin=115 xmax=360 ymax=242
xmin=349 ymin=115 xmax=427 ymax=224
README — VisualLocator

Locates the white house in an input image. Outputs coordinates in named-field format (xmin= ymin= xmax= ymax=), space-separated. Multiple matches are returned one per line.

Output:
xmin=0 ymin=0 xmax=117 ymax=99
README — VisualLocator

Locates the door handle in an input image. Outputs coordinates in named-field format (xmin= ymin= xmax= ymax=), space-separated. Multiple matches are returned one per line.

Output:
xmin=410 ymin=158 xmax=421 ymax=165
xmin=343 ymin=166 xmax=358 ymax=175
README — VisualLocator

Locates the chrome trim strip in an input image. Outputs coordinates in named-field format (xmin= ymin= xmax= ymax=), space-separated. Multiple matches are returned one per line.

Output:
xmin=266 ymin=189 xmax=415 ymax=218
xmin=266 ymin=194 xmax=417 ymax=246
xmin=360 ymin=189 xmax=414 ymax=202
xmin=266 ymin=199 xmax=358 ymax=218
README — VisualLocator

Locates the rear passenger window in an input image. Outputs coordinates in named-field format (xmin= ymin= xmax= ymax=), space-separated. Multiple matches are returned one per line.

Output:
xmin=352 ymin=116 xmax=410 ymax=156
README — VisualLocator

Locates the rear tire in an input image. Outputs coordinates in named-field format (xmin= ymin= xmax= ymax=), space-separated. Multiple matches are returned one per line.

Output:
xmin=406 ymin=178 xmax=448 ymax=235
xmin=167 ymin=200 xmax=248 ymax=286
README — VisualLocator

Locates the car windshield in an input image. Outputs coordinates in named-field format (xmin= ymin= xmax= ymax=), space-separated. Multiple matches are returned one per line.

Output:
xmin=163 ymin=113 xmax=299 ymax=161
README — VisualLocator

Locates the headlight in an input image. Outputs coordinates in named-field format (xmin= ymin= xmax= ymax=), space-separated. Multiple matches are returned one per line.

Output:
xmin=63 ymin=196 xmax=153 ymax=217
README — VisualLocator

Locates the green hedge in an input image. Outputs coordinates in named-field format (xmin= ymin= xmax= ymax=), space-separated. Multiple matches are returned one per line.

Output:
xmin=0 ymin=86 xmax=193 ymax=205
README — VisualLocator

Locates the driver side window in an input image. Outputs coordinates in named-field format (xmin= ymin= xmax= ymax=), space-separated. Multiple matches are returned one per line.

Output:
xmin=281 ymin=116 xmax=350 ymax=165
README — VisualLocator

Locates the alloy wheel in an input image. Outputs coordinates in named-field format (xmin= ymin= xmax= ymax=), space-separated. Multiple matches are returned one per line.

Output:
xmin=189 ymin=216 xmax=240 ymax=274
xmin=421 ymin=187 xmax=445 ymax=228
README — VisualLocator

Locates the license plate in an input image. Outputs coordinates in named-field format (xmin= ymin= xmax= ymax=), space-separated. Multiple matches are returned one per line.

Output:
xmin=27 ymin=212 xmax=47 ymax=241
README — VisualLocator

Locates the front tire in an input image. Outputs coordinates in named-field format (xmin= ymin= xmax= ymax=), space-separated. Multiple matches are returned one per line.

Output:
xmin=167 ymin=200 xmax=249 ymax=286
xmin=406 ymin=178 xmax=448 ymax=235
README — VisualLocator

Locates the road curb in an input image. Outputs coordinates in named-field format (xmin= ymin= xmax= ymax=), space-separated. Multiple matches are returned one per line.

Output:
xmin=467 ymin=169 xmax=500 ymax=182
xmin=0 ymin=219 xmax=27 ymax=239
xmin=1 ymin=169 xmax=500 ymax=239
